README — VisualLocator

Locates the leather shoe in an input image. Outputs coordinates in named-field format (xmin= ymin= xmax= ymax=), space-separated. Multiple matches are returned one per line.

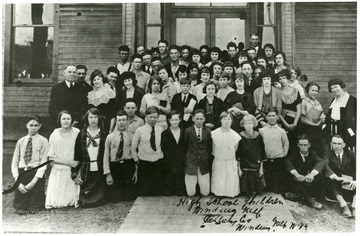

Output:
xmin=305 ymin=197 xmax=323 ymax=210
xmin=342 ymin=205 xmax=352 ymax=218
xmin=283 ymin=192 xmax=301 ymax=201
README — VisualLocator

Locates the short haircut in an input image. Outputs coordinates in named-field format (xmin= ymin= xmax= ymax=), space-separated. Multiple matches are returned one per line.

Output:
xmin=211 ymin=61 xmax=224 ymax=72
xmin=82 ymin=108 xmax=105 ymax=130
xmin=238 ymin=51 xmax=248 ymax=59
xmin=263 ymin=43 xmax=275 ymax=53
xmin=223 ymin=61 xmax=235 ymax=69
xmin=277 ymin=69 xmax=291 ymax=80
xmin=193 ymin=108 xmax=205 ymax=116
xmin=168 ymin=45 xmax=181 ymax=53
xmin=106 ymin=66 xmax=119 ymax=75
xmin=142 ymin=50 xmax=152 ymax=57
xmin=305 ymin=82 xmax=320 ymax=94
xmin=328 ymin=78 xmax=346 ymax=93
xmin=199 ymin=45 xmax=210 ymax=52
xmin=219 ymin=111 xmax=233 ymax=122
xmin=120 ymin=71 xmax=137 ymax=86
xmin=89 ymin=69 xmax=108 ymax=86
xmin=136 ymin=44 xmax=144 ymax=50
xmin=227 ymin=42 xmax=237 ymax=50
xmin=27 ymin=115 xmax=42 ymax=124
xmin=210 ymin=47 xmax=221 ymax=54
xmin=145 ymin=106 xmax=160 ymax=116
xmin=240 ymin=114 xmax=258 ymax=128
xmin=151 ymin=56 xmax=162 ymax=63
xmin=200 ymin=66 xmax=211 ymax=75
xmin=180 ymin=78 xmax=191 ymax=85
xmin=76 ymin=65 xmax=88 ymax=72
xmin=203 ymin=81 xmax=219 ymax=93
xmin=297 ymin=134 xmax=311 ymax=143
xmin=148 ymin=76 xmax=163 ymax=93
xmin=219 ymin=71 xmax=230 ymax=80
xmin=158 ymin=39 xmax=169 ymax=46
xmin=246 ymin=47 xmax=256 ymax=53
xmin=255 ymin=65 xmax=265 ymax=72
xmin=132 ymin=54 xmax=143 ymax=62
xmin=274 ymin=51 xmax=287 ymax=62
xmin=57 ymin=110 xmax=72 ymax=127
xmin=158 ymin=66 xmax=171 ymax=76
xmin=124 ymin=98 xmax=137 ymax=106
xmin=116 ymin=110 xmax=128 ymax=119
xmin=150 ymin=47 xmax=160 ymax=54
xmin=240 ymin=61 xmax=254 ymax=70
xmin=266 ymin=106 xmax=279 ymax=115
xmin=250 ymin=32 xmax=259 ymax=37
xmin=331 ymin=134 xmax=345 ymax=142
xmin=181 ymin=45 xmax=192 ymax=53
xmin=192 ymin=49 xmax=201 ymax=56
xmin=259 ymin=69 xmax=273 ymax=81
xmin=118 ymin=45 xmax=130 ymax=53
xmin=187 ymin=62 xmax=199 ymax=71
xmin=256 ymin=55 xmax=269 ymax=65
xmin=167 ymin=110 xmax=181 ymax=120
xmin=175 ymin=65 xmax=188 ymax=78
xmin=290 ymin=65 xmax=302 ymax=77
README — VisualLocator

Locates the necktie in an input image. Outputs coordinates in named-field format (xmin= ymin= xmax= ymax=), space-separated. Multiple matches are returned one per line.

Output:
xmin=24 ymin=137 xmax=32 ymax=165
xmin=150 ymin=127 xmax=156 ymax=151
xmin=183 ymin=95 xmax=187 ymax=104
xmin=197 ymin=128 xmax=201 ymax=141
xmin=70 ymin=82 xmax=74 ymax=88
xmin=302 ymin=155 xmax=307 ymax=162
xmin=116 ymin=133 xmax=124 ymax=160
xmin=337 ymin=154 xmax=341 ymax=164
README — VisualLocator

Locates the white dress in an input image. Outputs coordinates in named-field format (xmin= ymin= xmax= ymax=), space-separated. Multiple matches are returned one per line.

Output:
xmin=46 ymin=128 xmax=80 ymax=209
xmin=211 ymin=128 xmax=241 ymax=197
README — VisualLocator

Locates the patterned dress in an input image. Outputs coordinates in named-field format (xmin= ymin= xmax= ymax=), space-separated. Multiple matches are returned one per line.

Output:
xmin=46 ymin=128 xmax=80 ymax=209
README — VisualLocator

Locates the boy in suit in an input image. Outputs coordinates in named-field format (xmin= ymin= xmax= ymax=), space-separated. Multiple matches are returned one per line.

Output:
xmin=284 ymin=134 xmax=325 ymax=210
xmin=161 ymin=110 xmax=186 ymax=196
xmin=11 ymin=116 xmax=49 ymax=215
xmin=171 ymin=78 xmax=197 ymax=129
xmin=324 ymin=134 xmax=356 ymax=218
xmin=184 ymin=109 xmax=213 ymax=196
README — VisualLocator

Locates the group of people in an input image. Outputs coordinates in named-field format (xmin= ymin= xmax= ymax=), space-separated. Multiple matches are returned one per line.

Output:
xmin=11 ymin=33 xmax=356 ymax=219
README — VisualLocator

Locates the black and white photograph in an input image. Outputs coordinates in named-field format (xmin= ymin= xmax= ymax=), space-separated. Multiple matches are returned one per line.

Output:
xmin=1 ymin=0 xmax=357 ymax=233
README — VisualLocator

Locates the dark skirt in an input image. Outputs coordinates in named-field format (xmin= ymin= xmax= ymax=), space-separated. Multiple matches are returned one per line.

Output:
xmin=240 ymin=169 xmax=264 ymax=195
xmin=80 ymin=171 xmax=105 ymax=206
xmin=13 ymin=168 xmax=45 ymax=211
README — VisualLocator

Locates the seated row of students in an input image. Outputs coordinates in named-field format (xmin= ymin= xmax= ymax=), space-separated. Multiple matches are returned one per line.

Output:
xmin=12 ymin=104 xmax=355 ymax=219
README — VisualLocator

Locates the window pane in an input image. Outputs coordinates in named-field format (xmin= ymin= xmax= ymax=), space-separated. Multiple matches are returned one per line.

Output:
xmin=146 ymin=27 xmax=161 ymax=49
xmin=175 ymin=3 xmax=210 ymax=7
xmin=176 ymin=18 xmax=205 ymax=49
xmin=14 ymin=4 xmax=54 ymax=25
xmin=14 ymin=27 xmax=54 ymax=79
xmin=147 ymin=3 xmax=161 ymax=24
xmin=212 ymin=3 xmax=248 ymax=7
xmin=257 ymin=2 xmax=275 ymax=26
xmin=215 ymin=18 xmax=245 ymax=50
xmin=261 ymin=27 xmax=276 ymax=47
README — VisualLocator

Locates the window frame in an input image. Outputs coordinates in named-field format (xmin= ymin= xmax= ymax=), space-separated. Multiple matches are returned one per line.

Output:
xmin=4 ymin=4 xmax=59 ymax=86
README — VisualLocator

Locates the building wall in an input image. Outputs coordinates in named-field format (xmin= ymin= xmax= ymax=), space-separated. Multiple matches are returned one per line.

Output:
xmin=281 ymin=2 xmax=294 ymax=65
xmin=294 ymin=2 xmax=357 ymax=111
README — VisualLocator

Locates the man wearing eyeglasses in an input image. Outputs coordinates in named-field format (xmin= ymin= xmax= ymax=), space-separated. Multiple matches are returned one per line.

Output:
xmin=116 ymin=45 xmax=132 ymax=74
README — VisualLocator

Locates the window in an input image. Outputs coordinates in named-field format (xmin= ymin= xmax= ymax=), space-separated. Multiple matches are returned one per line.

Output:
xmin=11 ymin=4 xmax=55 ymax=83
xmin=145 ymin=3 xmax=163 ymax=49
xmin=256 ymin=2 xmax=277 ymax=48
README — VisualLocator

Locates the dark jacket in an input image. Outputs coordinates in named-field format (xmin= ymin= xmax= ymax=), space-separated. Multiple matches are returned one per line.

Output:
xmin=195 ymin=96 xmax=226 ymax=129
xmin=161 ymin=128 xmax=186 ymax=174
xmin=117 ymin=86 xmax=145 ymax=112
xmin=324 ymin=149 xmax=356 ymax=180
xmin=171 ymin=93 xmax=197 ymax=128
xmin=184 ymin=126 xmax=213 ymax=175
xmin=284 ymin=150 xmax=325 ymax=176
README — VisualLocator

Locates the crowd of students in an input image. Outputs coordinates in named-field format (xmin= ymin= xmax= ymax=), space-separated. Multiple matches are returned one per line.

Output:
xmin=10 ymin=33 xmax=356 ymax=219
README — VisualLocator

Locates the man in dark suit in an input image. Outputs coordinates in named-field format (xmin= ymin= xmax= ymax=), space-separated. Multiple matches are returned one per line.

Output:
xmin=184 ymin=109 xmax=213 ymax=196
xmin=164 ymin=45 xmax=181 ymax=81
xmin=249 ymin=33 xmax=265 ymax=56
xmin=284 ymin=134 xmax=325 ymax=210
xmin=324 ymin=134 xmax=356 ymax=218
xmin=171 ymin=78 xmax=197 ymax=129
xmin=48 ymin=65 xmax=88 ymax=127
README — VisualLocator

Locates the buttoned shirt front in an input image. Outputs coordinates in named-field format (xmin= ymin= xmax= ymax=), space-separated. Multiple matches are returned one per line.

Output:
xmin=103 ymin=129 xmax=133 ymax=175
xmin=11 ymin=134 xmax=49 ymax=179
xmin=131 ymin=124 xmax=164 ymax=162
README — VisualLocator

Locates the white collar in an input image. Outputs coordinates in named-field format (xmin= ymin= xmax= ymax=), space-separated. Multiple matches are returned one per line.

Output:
xmin=65 ymin=80 xmax=74 ymax=88
xmin=330 ymin=92 xmax=350 ymax=109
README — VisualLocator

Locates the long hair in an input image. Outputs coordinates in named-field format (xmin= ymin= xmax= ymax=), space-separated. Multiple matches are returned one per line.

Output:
xmin=81 ymin=108 xmax=105 ymax=133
